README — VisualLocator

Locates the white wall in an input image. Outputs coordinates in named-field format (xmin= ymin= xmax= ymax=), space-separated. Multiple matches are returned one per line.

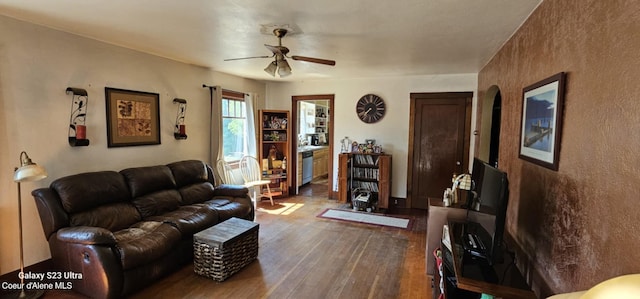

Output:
xmin=266 ymin=74 xmax=478 ymax=198
xmin=0 ymin=15 xmax=265 ymax=274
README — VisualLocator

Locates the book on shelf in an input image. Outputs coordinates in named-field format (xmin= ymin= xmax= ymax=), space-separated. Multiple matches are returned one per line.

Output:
xmin=352 ymin=181 xmax=379 ymax=192
xmin=353 ymin=154 xmax=377 ymax=166
xmin=353 ymin=167 xmax=379 ymax=180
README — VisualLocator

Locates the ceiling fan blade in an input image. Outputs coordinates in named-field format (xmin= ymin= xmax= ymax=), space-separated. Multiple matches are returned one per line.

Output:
xmin=291 ymin=56 xmax=336 ymax=66
xmin=224 ymin=55 xmax=271 ymax=61
xmin=264 ymin=44 xmax=282 ymax=55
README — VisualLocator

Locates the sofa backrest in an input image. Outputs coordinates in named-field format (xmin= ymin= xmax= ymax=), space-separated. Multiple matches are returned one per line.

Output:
xmin=166 ymin=160 xmax=217 ymax=205
xmin=35 ymin=160 xmax=221 ymax=235
xmin=120 ymin=165 xmax=182 ymax=218
xmin=49 ymin=171 xmax=141 ymax=231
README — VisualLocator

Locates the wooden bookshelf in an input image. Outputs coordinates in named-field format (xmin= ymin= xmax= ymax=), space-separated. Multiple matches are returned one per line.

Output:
xmin=259 ymin=109 xmax=290 ymax=197
xmin=338 ymin=153 xmax=391 ymax=210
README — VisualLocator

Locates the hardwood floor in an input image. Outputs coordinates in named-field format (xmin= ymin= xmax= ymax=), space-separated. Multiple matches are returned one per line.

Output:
xmin=42 ymin=181 xmax=432 ymax=298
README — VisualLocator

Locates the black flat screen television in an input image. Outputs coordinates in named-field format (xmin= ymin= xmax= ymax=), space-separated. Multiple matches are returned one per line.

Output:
xmin=468 ymin=157 xmax=486 ymax=207
xmin=465 ymin=158 xmax=509 ymax=265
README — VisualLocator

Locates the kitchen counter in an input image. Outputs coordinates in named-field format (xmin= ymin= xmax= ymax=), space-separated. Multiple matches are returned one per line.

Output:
xmin=297 ymin=145 xmax=329 ymax=153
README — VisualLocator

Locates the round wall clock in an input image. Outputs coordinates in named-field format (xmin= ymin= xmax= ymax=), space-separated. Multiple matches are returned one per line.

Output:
xmin=356 ymin=94 xmax=386 ymax=123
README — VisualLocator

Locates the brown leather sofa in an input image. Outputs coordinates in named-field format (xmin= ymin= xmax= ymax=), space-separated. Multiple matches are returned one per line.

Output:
xmin=31 ymin=160 xmax=254 ymax=299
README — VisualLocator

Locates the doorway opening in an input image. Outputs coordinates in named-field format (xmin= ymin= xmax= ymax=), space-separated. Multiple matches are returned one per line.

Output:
xmin=488 ymin=91 xmax=501 ymax=167
xmin=478 ymin=86 xmax=502 ymax=167
xmin=290 ymin=95 xmax=335 ymax=198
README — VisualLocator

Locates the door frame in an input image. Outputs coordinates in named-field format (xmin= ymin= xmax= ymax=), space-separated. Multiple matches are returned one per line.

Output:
xmin=406 ymin=92 xmax=472 ymax=208
xmin=290 ymin=94 xmax=335 ymax=198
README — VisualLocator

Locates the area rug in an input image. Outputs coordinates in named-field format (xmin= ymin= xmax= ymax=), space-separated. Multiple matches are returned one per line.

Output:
xmin=317 ymin=208 xmax=412 ymax=230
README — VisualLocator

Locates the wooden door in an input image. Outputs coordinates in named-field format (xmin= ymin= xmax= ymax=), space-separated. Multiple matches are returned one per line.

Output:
xmin=408 ymin=92 xmax=472 ymax=209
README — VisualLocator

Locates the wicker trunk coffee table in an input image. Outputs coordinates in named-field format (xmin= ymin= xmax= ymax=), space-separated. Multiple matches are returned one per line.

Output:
xmin=193 ymin=217 xmax=259 ymax=282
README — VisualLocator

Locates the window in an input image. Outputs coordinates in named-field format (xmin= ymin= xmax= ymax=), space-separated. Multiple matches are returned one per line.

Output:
xmin=221 ymin=90 xmax=246 ymax=162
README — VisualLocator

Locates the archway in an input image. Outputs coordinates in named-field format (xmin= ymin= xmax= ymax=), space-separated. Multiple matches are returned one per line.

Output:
xmin=478 ymin=85 xmax=502 ymax=167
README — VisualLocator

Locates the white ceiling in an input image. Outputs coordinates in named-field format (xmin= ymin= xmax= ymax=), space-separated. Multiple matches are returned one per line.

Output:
xmin=0 ymin=0 xmax=541 ymax=82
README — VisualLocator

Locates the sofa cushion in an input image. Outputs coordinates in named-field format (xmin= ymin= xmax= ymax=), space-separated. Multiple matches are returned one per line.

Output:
xmin=121 ymin=165 xmax=176 ymax=198
xmin=112 ymin=221 xmax=181 ymax=270
xmin=146 ymin=205 xmax=219 ymax=235
xmin=69 ymin=202 xmax=141 ymax=231
xmin=166 ymin=160 xmax=209 ymax=188
xmin=177 ymin=183 xmax=216 ymax=205
xmin=132 ymin=189 xmax=182 ymax=218
xmin=51 ymin=171 xmax=131 ymax=214
xmin=203 ymin=198 xmax=231 ymax=207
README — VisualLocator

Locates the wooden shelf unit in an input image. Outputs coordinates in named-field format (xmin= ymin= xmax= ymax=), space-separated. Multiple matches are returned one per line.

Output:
xmin=259 ymin=109 xmax=290 ymax=197
xmin=433 ymin=221 xmax=536 ymax=299
xmin=315 ymin=105 xmax=329 ymax=133
xmin=426 ymin=198 xmax=496 ymax=276
xmin=338 ymin=153 xmax=391 ymax=210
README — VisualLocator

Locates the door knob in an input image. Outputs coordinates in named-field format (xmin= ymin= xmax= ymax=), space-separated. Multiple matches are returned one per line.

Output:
xmin=456 ymin=161 xmax=461 ymax=166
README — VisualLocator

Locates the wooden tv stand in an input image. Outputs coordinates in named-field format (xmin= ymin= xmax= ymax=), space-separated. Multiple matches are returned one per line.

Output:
xmin=434 ymin=221 xmax=536 ymax=299
xmin=425 ymin=198 xmax=494 ymax=276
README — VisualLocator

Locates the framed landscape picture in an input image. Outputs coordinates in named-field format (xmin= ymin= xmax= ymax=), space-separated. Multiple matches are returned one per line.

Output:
xmin=519 ymin=72 xmax=566 ymax=171
xmin=105 ymin=87 xmax=161 ymax=147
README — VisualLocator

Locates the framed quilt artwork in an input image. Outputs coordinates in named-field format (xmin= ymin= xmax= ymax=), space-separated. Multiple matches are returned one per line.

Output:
xmin=105 ymin=87 xmax=161 ymax=147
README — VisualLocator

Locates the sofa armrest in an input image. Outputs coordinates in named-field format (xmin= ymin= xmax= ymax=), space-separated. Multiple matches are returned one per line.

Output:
xmin=32 ymin=188 xmax=70 ymax=240
xmin=49 ymin=237 xmax=123 ymax=299
xmin=57 ymin=226 xmax=117 ymax=245
xmin=212 ymin=184 xmax=254 ymax=220
xmin=213 ymin=184 xmax=250 ymax=198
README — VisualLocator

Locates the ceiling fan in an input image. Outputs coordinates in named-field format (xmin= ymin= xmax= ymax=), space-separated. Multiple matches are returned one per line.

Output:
xmin=224 ymin=28 xmax=336 ymax=77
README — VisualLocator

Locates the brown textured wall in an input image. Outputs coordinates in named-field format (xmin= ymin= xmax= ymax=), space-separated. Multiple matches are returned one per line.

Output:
xmin=477 ymin=0 xmax=640 ymax=296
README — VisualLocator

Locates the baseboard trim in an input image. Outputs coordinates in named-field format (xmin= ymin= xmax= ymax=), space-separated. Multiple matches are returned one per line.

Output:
xmin=390 ymin=197 xmax=406 ymax=208
xmin=505 ymin=233 xmax=553 ymax=298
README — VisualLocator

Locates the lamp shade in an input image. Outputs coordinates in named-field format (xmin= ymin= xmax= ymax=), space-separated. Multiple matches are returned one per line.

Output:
xmin=264 ymin=61 xmax=277 ymax=77
xmin=277 ymin=59 xmax=292 ymax=77
xmin=455 ymin=174 xmax=472 ymax=190
xmin=13 ymin=151 xmax=47 ymax=182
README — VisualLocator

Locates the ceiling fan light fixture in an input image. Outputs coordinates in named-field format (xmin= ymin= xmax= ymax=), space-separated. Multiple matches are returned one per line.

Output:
xmin=278 ymin=68 xmax=292 ymax=77
xmin=264 ymin=61 xmax=277 ymax=77
xmin=277 ymin=59 xmax=292 ymax=77
xmin=227 ymin=27 xmax=334 ymax=78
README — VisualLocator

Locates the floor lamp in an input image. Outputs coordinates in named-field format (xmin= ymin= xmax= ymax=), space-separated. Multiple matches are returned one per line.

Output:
xmin=6 ymin=151 xmax=48 ymax=299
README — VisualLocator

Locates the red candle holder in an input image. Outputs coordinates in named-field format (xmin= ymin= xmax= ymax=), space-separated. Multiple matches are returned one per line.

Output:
xmin=76 ymin=125 xmax=87 ymax=140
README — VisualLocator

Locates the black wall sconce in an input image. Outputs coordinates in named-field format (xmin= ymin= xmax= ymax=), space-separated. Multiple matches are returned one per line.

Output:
xmin=173 ymin=98 xmax=187 ymax=139
xmin=66 ymin=87 xmax=90 ymax=146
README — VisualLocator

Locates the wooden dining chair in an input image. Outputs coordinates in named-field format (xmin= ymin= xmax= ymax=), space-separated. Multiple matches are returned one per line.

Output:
xmin=216 ymin=159 xmax=233 ymax=185
xmin=239 ymin=156 xmax=274 ymax=206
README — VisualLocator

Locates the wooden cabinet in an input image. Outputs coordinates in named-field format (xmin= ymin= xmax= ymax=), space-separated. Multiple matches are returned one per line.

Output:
xmin=297 ymin=152 xmax=303 ymax=187
xmin=259 ymin=109 xmax=290 ymax=197
xmin=425 ymin=198 xmax=495 ymax=276
xmin=439 ymin=222 xmax=537 ymax=299
xmin=312 ymin=148 xmax=328 ymax=179
xmin=425 ymin=199 xmax=469 ymax=277
xmin=337 ymin=153 xmax=391 ymax=210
